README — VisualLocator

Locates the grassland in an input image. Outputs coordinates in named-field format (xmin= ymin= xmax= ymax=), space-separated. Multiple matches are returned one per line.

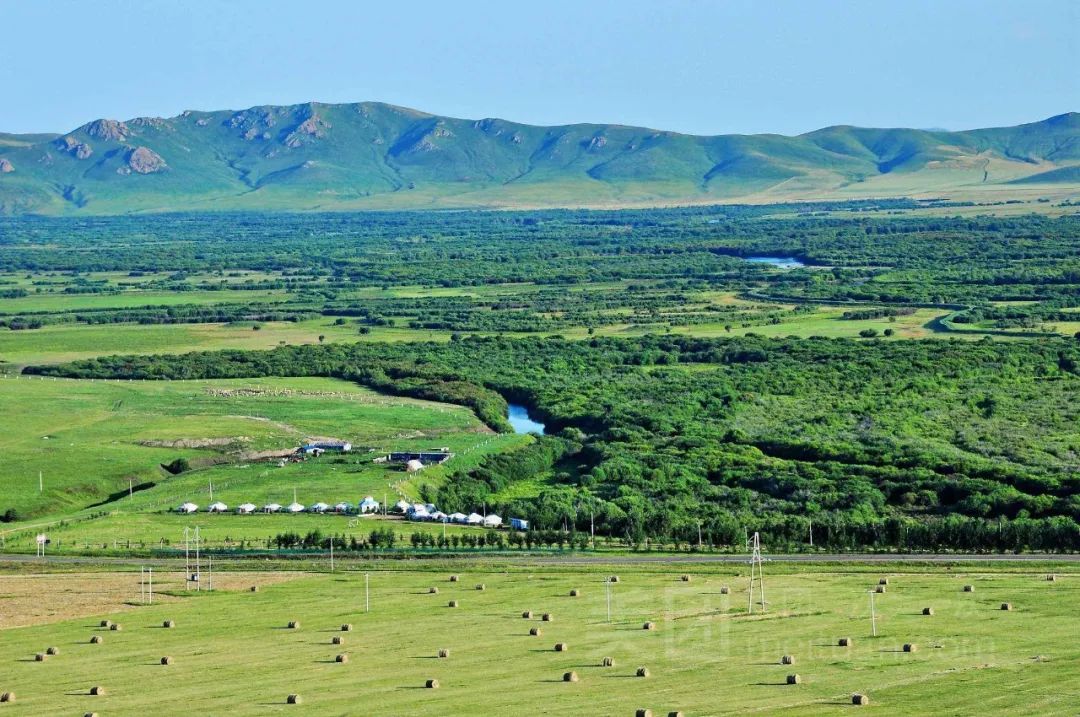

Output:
xmin=0 ymin=564 xmax=1076 ymax=715
xmin=0 ymin=376 xmax=507 ymax=520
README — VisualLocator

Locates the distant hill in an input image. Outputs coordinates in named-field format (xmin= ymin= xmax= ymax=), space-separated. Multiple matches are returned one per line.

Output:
xmin=0 ymin=102 xmax=1077 ymax=214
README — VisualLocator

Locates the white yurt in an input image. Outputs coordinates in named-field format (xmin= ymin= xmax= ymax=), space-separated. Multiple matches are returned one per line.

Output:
xmin=309 ymin=502 xmax=329 ymax=513
xmin=359 ymin=497 xmax=380 ymax=513
xmin=177 ymin=502 xmax=198 ymax=514
xmin=237 ymin=503 xmax=257 ymax=514
xmin=285 ymin=502 xmax=305 ymax=513
xmin=466 ymin=513 xmax=484 ymax=525
xmin=483 ymin=514 xmax=503 ymax=528
xmin=207 ymin=501 xmax=228 ymax=513
xmin=263 ymin=503 xmax=282 ymax=513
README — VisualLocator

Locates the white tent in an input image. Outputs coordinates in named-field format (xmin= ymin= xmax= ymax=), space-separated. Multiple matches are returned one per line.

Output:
xmin=177 ymin=502 xmax=198 ymax=514
xmin=405 ymin=459 xmax=424 ymax=473
xmin=359 ymin=497 xmax=380 ymax=514
xmin=466 ymin=513 xmax=484 ymax=525
xmin=309 ymin=502 xmax=329 ymax=513
xmin=430 ymin=511 xmax=448 ymax=522
xmin=394 ymin=499 xmax=411 ymax=514
xmin=448 ymin=512 xmax=468 ymax=524
xmin=409 ymin=506 xmax=431 ymax=520
xmin=237 ymin=503 xmax=257 ymax=514
xmin=263 ymin=503 xmax=282 ymax=513
xmin=483 ymin=514 xmax=503 ymax=528
xmin=285 ymin=502 xmax=305 ymax=513
xmin=334 ymin=501 xmax=352 ymax=513
xmin=207 ymin=501 xmax=229 ymax=513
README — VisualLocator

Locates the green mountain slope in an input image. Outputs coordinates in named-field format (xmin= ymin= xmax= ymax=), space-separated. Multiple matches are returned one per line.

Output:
xmin=0 ymin=102 xmax=1077 ymax=213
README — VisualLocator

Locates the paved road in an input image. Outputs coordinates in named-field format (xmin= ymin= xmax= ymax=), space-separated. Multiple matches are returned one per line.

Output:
xmin=1 ymin=551 xmax=1076 ymax=570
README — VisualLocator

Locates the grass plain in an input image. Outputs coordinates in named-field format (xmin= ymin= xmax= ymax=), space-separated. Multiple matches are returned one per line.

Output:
xmin=0 ymin=564 xmax=1076 ymax=715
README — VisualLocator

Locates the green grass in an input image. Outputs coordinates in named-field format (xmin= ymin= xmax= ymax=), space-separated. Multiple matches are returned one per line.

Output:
xmin=0 ymin=564 xmax=1076 ymax=715
xmin=0 ymin=376 xmax=499 ymax=520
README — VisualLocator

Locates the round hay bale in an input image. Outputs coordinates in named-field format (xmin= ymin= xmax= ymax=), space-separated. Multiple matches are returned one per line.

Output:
xmin=109 ymin=623 xmax=121 ymax=631
xmin=1046 ymin=574 xmax=1057 ymax=582
xmin=341 ymin=623 xmax=353 ymax=632
xmin=601 ymin=656 xmax=614 ymax=667
xmin=34 ymin=653 xmax=45 ymax=662
xmin=90 ymin=635 xmax=103 ymax=644
xmin=635 ymin=710 xmax=653 ymax=717
xmin=879 ymin=577 xmax=889 ymax=586
xmin=90 ymin=686 xmax=106 ymax=696
xmin=781 ymin=655 xmax=795 ymax=665
xmin=839 ymin=637 xmax=852 ymax=647
xmin=680 ymin=574 xmax=691 ymax=582
xmin=542 ymin=613 xmax=553 ymax=622
xmin=786 ymin=674 xmax=801 ymax=685
xmin=529 ymin=627 xmax=542 ymax=636
xmin=521 ymin=610 xmax=533 ymax=619
xmin=875 ymin=585 xmax=886 ymax=594
xmin=0 ymin=692 xmax=13 ymax=703
xmin=160 ymin=656 xmax=172 ymax=665
xmin=335 ymin=654 xmax=349 ymax=663
xmin=449 ymin=575 xmax=459 ymax=582
xmin=425 ymin=679 xmax=439 ymax=689
xmin=249 ymin=586 xmax=259 ymax=592
xmin=609 ymin=575 xmax=620 ymax=583
xmin=332 ymin=636 xmax=344 ymax=645
xmin=922 ymin=607 xmax=934 ymax=616
xmin=438 ymin=649 xmax=450 ymax=658
xmin=720 ymin=586 xmax=730 ymax=595
xmin=668 ymin=712 xmax=685 ymax=717
xmin=563 ymin=671 xmax=579 ymax=683
xmin=85 ymin=713 xmax=98 ymax=717
xmin=569 ymin=589 xmax=580 ymax=597
xmin=448 ymin=600 xmax=459 ymax=608
xmin=429 ymin=587 xmax=439 ymax=594
xmin=903 ymin=643 xmax=917 ymax=653
xmin=46 ymin=646 xmax=59 ymax=656
xmin=287 ymin=620 xmax=300 ymax=629
xmin=475 ymin=583 xmax=486 ymax=591
xmin=163 ymin=620 xmax=175 ymax=629
xmin=99 ymin=620 xmax=111 ymax=628
xmin=286 ymin=693 xmax=301 ymax=704
xmin=963 ymin=585 xmax=975 ymax=592
xmin=554 ymin=642 xmax=568 ymax=652
xmin=636 ymin=666 xmax=650 ymax=678
xmin=1001 ymin=602 xmax=1013 ymax=611
xmin=643 ymin=621 xmax=656 ymax=630
xmin=852 ymin=693 xmax=870 ymax=706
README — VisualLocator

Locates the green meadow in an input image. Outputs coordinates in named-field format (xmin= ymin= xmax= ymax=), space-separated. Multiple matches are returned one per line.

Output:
xmin=0 ymin=564 xmax=1076 ymax=715
xmin=0 ymin=376 xmax=506 ymax=520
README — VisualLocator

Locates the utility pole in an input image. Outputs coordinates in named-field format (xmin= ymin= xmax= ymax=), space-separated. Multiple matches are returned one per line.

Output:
xmin=809 ymin=519 xmax=813 ymax=548
xmin=39 ymin=471 xmax=43 ymax=493
xmin=148 ymin=567 xmax=153 ymax=604
xmin=747 ymin=532 xmax=766 ymax=614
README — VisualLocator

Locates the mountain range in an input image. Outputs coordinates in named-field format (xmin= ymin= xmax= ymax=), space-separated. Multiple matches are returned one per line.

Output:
xmin=0 ymin=101 xmax=1078 ymax=214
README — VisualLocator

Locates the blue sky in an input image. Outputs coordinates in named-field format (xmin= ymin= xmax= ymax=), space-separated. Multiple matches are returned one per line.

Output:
xmin=1 ymin=0 xmax=1076 ymax=135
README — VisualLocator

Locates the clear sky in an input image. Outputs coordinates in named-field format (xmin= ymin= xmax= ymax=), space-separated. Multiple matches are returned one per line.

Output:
xmin=1 ymin=0 xmax=1076 ymax=136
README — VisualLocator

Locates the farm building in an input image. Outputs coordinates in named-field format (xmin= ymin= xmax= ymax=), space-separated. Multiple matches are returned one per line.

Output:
xmin=510 ymin=518 xmax=529 ymax=530
xmin=359 ymin=497 xmax=380 ymax=513
xmin=301 ymin=440 xmax=352 ymax=454
xmin=177 ymin=502 xmax=198 ymax=514
xmin=386 ymin=451 xmax=453 ymax=465
xmin=207 ymin=501 xmax=229 ymax=513
xmin=237 ymin=503 xmax=257 ymax=514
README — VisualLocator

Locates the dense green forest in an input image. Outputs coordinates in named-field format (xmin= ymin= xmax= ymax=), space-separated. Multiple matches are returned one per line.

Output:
xmin=29 ymin=334 xmax=1080 ymax=551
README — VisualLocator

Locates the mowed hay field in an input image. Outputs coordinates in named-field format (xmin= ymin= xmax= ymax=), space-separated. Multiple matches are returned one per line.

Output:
xmin=0 ymin=565 xmax=1077 ymax=715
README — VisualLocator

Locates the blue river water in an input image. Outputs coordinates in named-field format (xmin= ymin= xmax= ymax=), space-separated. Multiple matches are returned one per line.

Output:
xmin=507 ymin=404 xmax=546 ymax=435
xmin=745 ymin=256 xmax=806 ymax=269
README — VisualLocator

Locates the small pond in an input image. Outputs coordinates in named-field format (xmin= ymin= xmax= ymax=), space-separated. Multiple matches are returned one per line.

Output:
xmin=507 ymin=404 xmax=546 ymax=435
